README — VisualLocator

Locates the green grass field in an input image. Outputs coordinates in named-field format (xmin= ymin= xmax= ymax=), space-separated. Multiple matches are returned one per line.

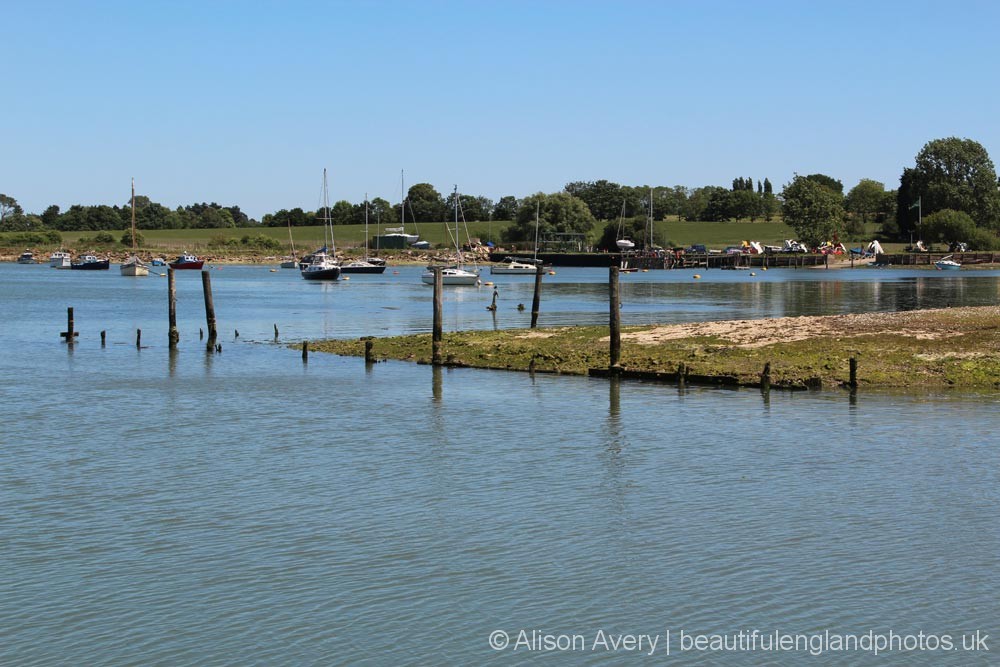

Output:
xmin=3 ymin=219 xmax=901 ymax=254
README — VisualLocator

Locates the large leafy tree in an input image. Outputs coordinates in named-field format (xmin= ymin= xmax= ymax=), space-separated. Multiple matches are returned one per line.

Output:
xmin=845 ymin=179 xmax=886 ymax=225
xmin=564 ymin=180 xmax=627 ymax=220
xmin=504 ymin=192 xmax=596 ymax=243
xmin=405 ymin=183 xmax=446 ymax=222
xmin=492 ymin=196 xmax=519 ymax=221
xmin=0 ymin=194 xmax=23 ymax=227
xmin=897 ymin=137 xmax=1000 ymax=236
xmin=803 ymin=174 xmax=844 ymax=196
xmin=781 ymin=175 xmax=845 ymax=247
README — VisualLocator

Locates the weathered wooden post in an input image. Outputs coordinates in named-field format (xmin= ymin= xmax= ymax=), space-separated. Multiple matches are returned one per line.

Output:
xmin=432 ymin=267 xmax=443 ymax=366
xmin=761 ymin=362 xmax=771 ymax=394
xmin=301 ymin=340 xmax=308 ymax=362
xmin=364 ymin=337 xmax=374 ymax=363
xmin=136 ymin=328 xmax=142 ymax=349
xmin=168 ymin=269 xmax=179 ymax=348
xmin=530 ymin=265 xmax=543 ymax=329
xmin=273 ymin=324 xmax=279 ymax=341
xmin=609 ymin=266 xmax=622 ymax=373
xmin=100 ymin=330 xmax=106 ymax=347
xmin=201 ymin=270 xmax=217 ymax=349
xmin=60 ymin=307 xmax=79 ymax=344
xmin=849 ymin=356 xmax=858 ymax=389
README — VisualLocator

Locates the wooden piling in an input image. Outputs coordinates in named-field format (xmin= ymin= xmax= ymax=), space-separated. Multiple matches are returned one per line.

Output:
xmin=761 ymin=362 xmax=771 ymax=393
xmin=273 ymin=324 xmax=279 ymax=340
xmin=302 ymin=340 xmax=308 ymax=361
xmin=60 ymin=307 xmax=79 ymax=344
xmin=201 ymin=270 xmax=217 ymax=348
xmin=364 ymin=338 xmax=374 ymax=363
xmin=849 ymin=356 xmax=858 ymax=389
xmin=168 ymin=269 xmax=179 ymax=348
xmin=530 ymin=265 xmax=543 ymax=329
xmin=432 ymin=267 xmax=443 ymax=366
xmin=136 ymin=328 xmax=142 ymax=348
xmin=609 ymin=266 xmax=621 ymax=373
xmin=100 ymin=330 xmax=106 ymax=347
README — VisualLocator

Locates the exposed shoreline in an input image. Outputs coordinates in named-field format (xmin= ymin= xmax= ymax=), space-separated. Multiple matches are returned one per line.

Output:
xmin=307 ymin=306 xmax=1000 ymax=389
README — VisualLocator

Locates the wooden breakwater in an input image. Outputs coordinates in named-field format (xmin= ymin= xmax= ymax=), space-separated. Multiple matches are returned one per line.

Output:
xmin=488 ymin=251 xmax=829 ymax=269
xmin=886 ymin=252 xmax=1000 ymax=266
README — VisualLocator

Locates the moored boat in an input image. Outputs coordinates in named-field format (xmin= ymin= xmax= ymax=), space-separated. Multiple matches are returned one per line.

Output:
xmin=17 ymin=250 xmax=37 ymax=264
xmin=50 ymin=250 xmax=72 ymax=269
xmin=120 ymin=179 xmax=149 ymax=277
xmin=340 ymin=259 xmax=387 ymax=274
xmin=421 ymin=265 xmax=481 ymax=285
xmin=168 ymin=253 xmax=204 ymax=270
xmin=70 ymin=254 xmax=110 ymax=270
xmin=934 ymin=255 xmax=961 ymax=271
xmin=301 ymin=169 xmax=341 ymax=281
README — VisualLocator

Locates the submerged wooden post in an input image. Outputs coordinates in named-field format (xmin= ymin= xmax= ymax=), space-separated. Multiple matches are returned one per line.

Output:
xmin=364 ymin=338 xmax=374 ymax=363
xmin=609 ymin=266 xmax=621 ymax=373
xmin=136 ymin=328 xmax=142 ymax=348
xmin=301 ymin=340 xmax=308 ymax=361
xmin=273 ymin=324 xmax=279 ymax=340
xmin=168 ymin=269 xmax=179 ymax=348
xmin=530 ymin=265 xmax=543 ymax=329
xmin=761 ymin=362 xmax=771 ymax=393
xmin=201 ymin=270 xmax=217 ymax=349
xmin=432 ymin=267 xmax=443 ymax=366
xmin=60 ymin=307 xmax=79 ymax=343
xmin=849 ymin=356 xmax=858 ymax=389
xmin=100 ymin=330 xmax=106 ymax=347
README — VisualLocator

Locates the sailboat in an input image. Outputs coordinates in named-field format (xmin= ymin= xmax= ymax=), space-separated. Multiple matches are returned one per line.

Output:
xmin=421 ymin=186 xmax=480 ymax=286
xmin=341 ymin=195 xmax=387 ymax=274
xmin=280 ymin=216 xmax=298 ymax=268
xmin=490 ymin=200 xmax=546 ymax=274
xmin=382 ymin=170 xmax=421 ymax=247
xmin=120 ymin=178 xmax=149 ymax=277
xmin=300 ymin=169 xmax=342 ymax=281
xmin=615 ymin=198 xmax=635 ymax=250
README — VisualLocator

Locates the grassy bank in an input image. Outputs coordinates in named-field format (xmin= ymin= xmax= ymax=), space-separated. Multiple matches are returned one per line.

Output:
xmin=307 ymin=307 xmax=1000 ymax=389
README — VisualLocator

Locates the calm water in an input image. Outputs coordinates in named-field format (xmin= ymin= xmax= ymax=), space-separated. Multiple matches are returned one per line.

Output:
xmin=2 ymin=263 xmax=998 ymax=665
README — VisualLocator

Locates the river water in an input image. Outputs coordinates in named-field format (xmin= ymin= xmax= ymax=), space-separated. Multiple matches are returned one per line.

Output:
xmin=2 ymin=262 xmax=998 ymax=665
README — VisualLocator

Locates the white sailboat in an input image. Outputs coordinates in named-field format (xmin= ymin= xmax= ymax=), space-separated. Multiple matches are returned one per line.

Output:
xmin=615 ymin=199 xmax=635 ymax=250
xmin=382 ymin=170 xmax=420 ymax=246
xmin=120 ymin=178 xmax=149 ymax=276
xmin=491 ymin=201 xmax=545 ymax=274
xmin=422 ymin=186 xmax=480 ymax=286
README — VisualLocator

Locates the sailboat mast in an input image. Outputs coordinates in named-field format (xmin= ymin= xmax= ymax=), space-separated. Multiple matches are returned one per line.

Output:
xmin=130 ymin=177 xmax=137 ymax=253
xmin=533 ymin=201 xmax=540 ymax=262
xmin=364 ymin=193 xmax=369 ymax=260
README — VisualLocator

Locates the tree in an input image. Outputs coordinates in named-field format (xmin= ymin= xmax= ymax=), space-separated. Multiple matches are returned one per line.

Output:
xmin=41 ymin=205 xmax=61 ymax=228
xmin=897 ymin=137 xmax=1000 ymax=236
xmin=845 ymin=179 xmax=886 ymax=225
xmin=780 ymin=175 xmax=845 ymax=247
xmin=492 ymin=196 xmax=518 ymax=221
xmin=921 ymin=209 xmax=976 ymax=246
xmin=803 ymin=174 xmax=844 ymax=195
xmin=0 ymin=194 xmax=23 ymax=228
xmin=504 ymin=192 xmax=596 ymax=244
xmin=563 ymin=180 xmax=626 ymax=220
xmin=406 ymin=183 xmax=446 ymax=222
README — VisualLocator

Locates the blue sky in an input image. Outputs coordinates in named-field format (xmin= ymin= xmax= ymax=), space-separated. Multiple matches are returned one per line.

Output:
xmin=4 ymin=0 xmax=999 ymax=220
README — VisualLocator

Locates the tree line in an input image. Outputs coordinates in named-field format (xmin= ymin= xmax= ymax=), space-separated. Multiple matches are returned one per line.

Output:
xmin=3 ymin=136 xmax=999 ymax=250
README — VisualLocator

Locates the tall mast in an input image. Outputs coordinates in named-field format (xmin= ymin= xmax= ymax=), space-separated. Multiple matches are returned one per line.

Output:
xmin=130 ymin=177 xmax=137 ymax=253
xmin=400 ymin=169 xmax=405 ymax=228
xmin=364 ymin=192 xmax=369 ymax=260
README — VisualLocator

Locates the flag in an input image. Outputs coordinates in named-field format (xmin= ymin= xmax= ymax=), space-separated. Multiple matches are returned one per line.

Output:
xmin=909 ymin=199 xmax=921 ymax=210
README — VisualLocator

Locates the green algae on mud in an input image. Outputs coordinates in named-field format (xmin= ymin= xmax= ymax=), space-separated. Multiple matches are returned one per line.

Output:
xmin=306 ymin=306 xmax=1000 ymax=389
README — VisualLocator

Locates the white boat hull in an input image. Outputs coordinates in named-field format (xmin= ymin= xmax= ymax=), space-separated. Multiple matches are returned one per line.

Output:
xmin=120 ymin=261 xmax=149 ymax=277
xmin=421 ymin=268 xmax=480 ymax=285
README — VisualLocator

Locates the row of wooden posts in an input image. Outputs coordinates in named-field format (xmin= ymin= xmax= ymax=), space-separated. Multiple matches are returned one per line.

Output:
xmin=61 ymin=269 xmax=219 ymax=351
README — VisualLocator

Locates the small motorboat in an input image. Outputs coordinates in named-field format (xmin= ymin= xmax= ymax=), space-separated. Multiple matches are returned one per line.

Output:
xmin=421 ymin=265 xmax=480 ymax=285
xmin=150 ymin=257 xmax=167 ymax=266
xmin=490 ymin=256 xmax=545 ymax=275
xmin=168 ymin=253 xmax=204 ymax=270
xmin=340 ymin=259 xmax=387 ymax=274
xmin=300 ymin=251 xmax=341 ymax=280
xmin=70 ymin=254 xmax=110 ymax=270
xmin=49 ymin=250 xmax=72 ymax=269
xmin=17 ymin=250 xmax=37 ymax=264
xmin=934 ymin=255 xmax=961 ymax=271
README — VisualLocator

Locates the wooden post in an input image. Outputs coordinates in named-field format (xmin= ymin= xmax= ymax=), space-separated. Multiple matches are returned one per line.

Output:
xmin=301 ymin=340 xmax=308 ymax=362
xmin=273 ymin=324 xmax=279 ymax=340
xmin=609 ymin=266 xmax=621 ymax=373
xmin=168 ymin=269 xmax=179 ymax=348
xmin=136 ymin=328 xmax=142 ymax=349
xmin=60 ymin=307 xmax=79 ymax=344
xmin=530 ymin=265 xmax=543 ymax=329
xmin=825 ymin=253 xmax=829 ymax=269
xmin=849 ymin=356 xmax=858 ymax=389
xmin=201 ymin=270 xmax=217 ymax=349
xmin=364 ymin=338 xmax=374 ymax=363
xmin=761 ymin=362 xmax=771 ymax=393
xmin=100 ymin=330 xmax=106 ymax=347
xmin=432 ymin=267 xmax=443 ymax=366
